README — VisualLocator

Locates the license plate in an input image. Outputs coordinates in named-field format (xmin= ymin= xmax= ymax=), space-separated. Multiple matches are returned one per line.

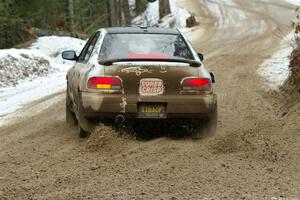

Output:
xmin=138 ymin=104 xmax=166 ymax=119
xmin=139 ymin=78 xmax=164 ymax=96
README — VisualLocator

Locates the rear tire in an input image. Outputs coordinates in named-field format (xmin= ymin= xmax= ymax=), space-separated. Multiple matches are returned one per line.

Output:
xmin=192 ymin=103 xmax=218 ymax=140
xmin=78 ymin=123 xmax=89 ymax=138
xmin=66 ymin=89 xmax=77 ymax=124
xmin=77 ymin=93 xmax=92 ymax=138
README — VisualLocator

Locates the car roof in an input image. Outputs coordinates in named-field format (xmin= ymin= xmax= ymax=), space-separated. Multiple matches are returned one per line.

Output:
xmin=103 ymin=27 xmax=180 ymax=35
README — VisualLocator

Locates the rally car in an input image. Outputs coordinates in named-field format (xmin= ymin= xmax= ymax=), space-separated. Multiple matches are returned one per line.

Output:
xmin=62 ymin=27 xmax=217 ymax=138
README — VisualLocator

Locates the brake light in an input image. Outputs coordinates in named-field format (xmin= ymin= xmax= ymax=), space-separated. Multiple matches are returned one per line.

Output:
xmin=87 ymin=77 xmax=122 ymax=90
xmin=128 ymin=54 xmax=170 ymax=59
xmin=181 ymin=78 xmax=212 ymax=93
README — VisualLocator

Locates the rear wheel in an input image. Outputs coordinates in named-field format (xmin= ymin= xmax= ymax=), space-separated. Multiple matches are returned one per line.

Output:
xmin=66 ymin=89 xmax=77 ymax=124
xmin=78 ymin=123 xmax=89 ymax=138
xmin=77 ymin=93 xmax=93 ymax=138
xmin=192 ymin=103 xmax=218 ymax=140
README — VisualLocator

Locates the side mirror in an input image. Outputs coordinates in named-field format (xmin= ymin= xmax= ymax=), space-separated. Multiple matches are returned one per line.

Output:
xmin=62 ymin=50 xmax=77 ymax=61
xmin=197 ymin=53 xmax=204 ymax=62
xmin=210 ymin=72 xmax=215 ymax=83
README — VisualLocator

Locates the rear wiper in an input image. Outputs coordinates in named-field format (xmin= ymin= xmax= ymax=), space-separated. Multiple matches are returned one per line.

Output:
xmin=99 ymin=58 xmax=201 ymax=67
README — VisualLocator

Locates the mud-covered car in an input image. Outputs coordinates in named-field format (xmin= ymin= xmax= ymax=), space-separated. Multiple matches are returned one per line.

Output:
xmin=62 ymin=27 xmax=217 ymax=138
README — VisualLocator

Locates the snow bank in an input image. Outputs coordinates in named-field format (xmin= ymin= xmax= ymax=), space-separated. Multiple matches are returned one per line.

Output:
xmin=0 ymin=49 xmax=52 ymax=87
xmin=0 ymin=36 xmax=84 ymax=87
xmin=0 ymin=36 xmax=85 ymax=116
xmin=0 ymin=71 xmax=67 ymax=116
xmin=258 ymin=33 xmax=294 ymax=90
xmin=29 ymin=36 xmax=84 ymax=67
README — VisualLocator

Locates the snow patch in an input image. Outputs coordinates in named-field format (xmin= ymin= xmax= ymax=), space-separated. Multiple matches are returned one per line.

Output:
xmin=169 ymin=0 xmax=193 ymax=28
xmin=0 ymin=36 xmax=85 ymax=117
xmin=0 ymin=71 xmax=66 ymax=116
xmin=132 ymin=0 xmax=195 ymax=29
xmin=132 ymin=1 xmax=159 ymax=27
xmin=0 ymin=49 xmax=53 ymax=87
xmin=29 ymin=36 xmax=84 ymax=69
xmin=128 ymin=0 xmax=137 ymax=17
xmin=258 ymin=33 xmax=294 ymax=90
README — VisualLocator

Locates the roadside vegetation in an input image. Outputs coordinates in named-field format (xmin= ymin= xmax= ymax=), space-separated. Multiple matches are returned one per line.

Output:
xmin=278 ymin=7 xmax=300 ymax=113
xmin=289 ymin=8 xmax=300 ymax=92
xmin=0 ymin=0 xmax=175 ymax=48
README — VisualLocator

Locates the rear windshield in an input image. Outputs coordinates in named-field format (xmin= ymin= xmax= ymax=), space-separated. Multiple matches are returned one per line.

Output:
xmin=99 ymin=33 xmax=194 ymax=61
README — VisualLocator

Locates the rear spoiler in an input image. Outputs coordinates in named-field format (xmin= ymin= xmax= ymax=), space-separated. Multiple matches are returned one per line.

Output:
xmin=99 ymin=58 xmax=201 ymax=67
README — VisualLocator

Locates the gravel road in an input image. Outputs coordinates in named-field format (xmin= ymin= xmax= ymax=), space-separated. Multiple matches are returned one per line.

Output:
xmin=0 ymin=0 xmax=299 ymax=199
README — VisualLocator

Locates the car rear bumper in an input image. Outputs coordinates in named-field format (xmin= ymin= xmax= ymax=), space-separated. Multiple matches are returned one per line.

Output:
xmin=81 ymin=92 xmax=217 ymax=119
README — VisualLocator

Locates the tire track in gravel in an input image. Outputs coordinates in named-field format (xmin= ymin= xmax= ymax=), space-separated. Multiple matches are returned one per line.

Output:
xmin=0 ymin=0 xmax=299 ymax=199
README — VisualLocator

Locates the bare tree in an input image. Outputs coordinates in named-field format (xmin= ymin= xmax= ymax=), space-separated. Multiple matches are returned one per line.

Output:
xmin=67 ymin=0 xmax=74 ymax=32
xmin=122 ymin=0 xmax=131 ymax=25
xmin=136 ymin=0 xmax=146 ymax=16
xmin=107 ymin=0 xmax=118 ymax=26
xmin=159 ymin=0 xmax=171 ymax=19
xmin=107 ymin=0 xmax=132 ymax=27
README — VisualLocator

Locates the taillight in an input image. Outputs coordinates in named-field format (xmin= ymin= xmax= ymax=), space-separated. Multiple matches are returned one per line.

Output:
xmin=87 ymin=77 xmax=122 ymax=90
xmin=181 ymin=78 xmax=212 ymax=93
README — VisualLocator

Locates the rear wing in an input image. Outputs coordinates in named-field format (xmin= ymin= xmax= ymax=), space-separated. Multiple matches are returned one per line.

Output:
xmin=99 ymin=58 xmax=201 ymax=67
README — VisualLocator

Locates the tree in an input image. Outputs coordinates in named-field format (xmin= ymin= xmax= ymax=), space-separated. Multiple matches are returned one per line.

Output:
xmin=107 ymin=0 xmax=133 ymax=27
xmin=107 ymin=0 xmax=118 ymax=26
xmin=135 ymin=0 xmax=143 ymax=16
xmin=67 ymin=0 xmax=74 ymax=32
xmin=159 ymin=0 xmax=171 ymax=19
xmin=121 ymin=0 xmax=131 ymax=26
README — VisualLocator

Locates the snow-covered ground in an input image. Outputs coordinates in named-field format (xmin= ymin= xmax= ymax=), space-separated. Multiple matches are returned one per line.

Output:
xmin=132 ymin=0 xmax=194 ymax=29
xmin=0 ymin=49 xmax=53 ymax=87
xmin=257 ymin=1 xmax=298 ymax=90
xmin=0 ymin=36 xmax=85 ymax=117
xmin=258 ymin=32 xmax=294 ymax=90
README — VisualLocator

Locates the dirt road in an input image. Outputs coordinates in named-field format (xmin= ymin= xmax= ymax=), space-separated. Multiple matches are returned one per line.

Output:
xmin=0 ymin=0 xmax=299 ymax=199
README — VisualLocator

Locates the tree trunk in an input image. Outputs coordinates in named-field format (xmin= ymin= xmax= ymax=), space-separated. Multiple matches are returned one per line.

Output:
xmin=122 ymin=0 xmax=131 ymax=26
xmin=135 ymin=0 xmax=144 ymax=16
xmin=107 ymin=0 xmax=118 ymax=26
xmin=159 ymin=0 xmax=171 ymax=19
xmin=116 ymin=0 xmax=122 ymax=26
xmin=67 ymin=0 xmax=75 ymax=32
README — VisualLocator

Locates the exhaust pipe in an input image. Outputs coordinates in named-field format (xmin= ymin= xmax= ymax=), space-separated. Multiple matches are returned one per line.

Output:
xmin=115 ymin=114 xmax=125 ymax=124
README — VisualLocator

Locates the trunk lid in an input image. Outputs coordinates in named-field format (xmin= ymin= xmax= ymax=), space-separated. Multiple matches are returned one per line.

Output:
xmin=104 ymin=61 xmax=199 ymax=95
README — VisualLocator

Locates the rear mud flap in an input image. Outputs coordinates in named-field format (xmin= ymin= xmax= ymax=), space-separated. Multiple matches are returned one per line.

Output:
xmin=78 ymin=115 xmax=95 ymax=132
xmin=78 ymin=93 xmax=95 ymax=133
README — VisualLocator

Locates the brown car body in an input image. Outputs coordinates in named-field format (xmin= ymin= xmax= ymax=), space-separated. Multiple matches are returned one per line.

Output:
xmin=63 ymin=27 xmax=217 ymax=138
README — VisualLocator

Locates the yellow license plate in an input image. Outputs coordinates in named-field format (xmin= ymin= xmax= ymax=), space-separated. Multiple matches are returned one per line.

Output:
xmin=138 ymin=104 xmax=166 ymax=118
